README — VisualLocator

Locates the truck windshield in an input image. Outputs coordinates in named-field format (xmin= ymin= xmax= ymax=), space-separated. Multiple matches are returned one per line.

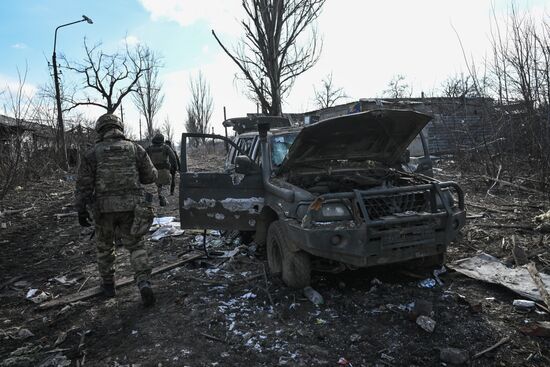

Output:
xmin=271 ymin=133 xmax=298 ymax=166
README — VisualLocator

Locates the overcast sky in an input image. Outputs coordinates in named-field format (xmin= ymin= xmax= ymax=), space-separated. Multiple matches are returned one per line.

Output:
xmin=1 ymin=0 xmax=549 ymax=140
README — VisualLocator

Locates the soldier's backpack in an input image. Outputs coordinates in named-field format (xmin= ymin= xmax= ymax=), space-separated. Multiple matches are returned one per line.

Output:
xmin=146 ymin=144 xmax=171 ymax=185
xmin=146 ymin=144 xmax=170 ymax=170
xmin=94 ymin=140 xmax=142 ymax=213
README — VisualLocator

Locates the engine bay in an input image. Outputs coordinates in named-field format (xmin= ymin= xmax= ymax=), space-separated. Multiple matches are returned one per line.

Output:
xmin=285 ymin=163 xmax=429 ymax=195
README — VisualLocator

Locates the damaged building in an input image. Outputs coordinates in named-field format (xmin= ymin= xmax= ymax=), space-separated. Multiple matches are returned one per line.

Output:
xmin=300 ymin=97 xmax=494 ymax=155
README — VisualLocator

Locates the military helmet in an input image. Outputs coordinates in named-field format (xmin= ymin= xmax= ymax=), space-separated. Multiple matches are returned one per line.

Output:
xmin=95 ymin=114 xmax=123 ymax=134
xmin=152 ymin=133 xmax=164 ymax=144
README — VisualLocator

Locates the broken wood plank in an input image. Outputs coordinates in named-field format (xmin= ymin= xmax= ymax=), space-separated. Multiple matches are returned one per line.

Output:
xmin=0 ymin=206 xmax=34 ymax=217
xmin=54 ymin=212 xmax=78 ymax=220
xmin=38 ymin=252 xmax=204 ymax=310
xmin=475 ymin=224 xmax=534 ymax=231
xmin=527 ymin=262 xmax=550 ymax=312
xmin=480 ymin=174 xmax=543 ymax=195
xmin=466 ymin=202 xmax=508 ymax=214
xmin=473 ymin=336 xmax=510 ymax=359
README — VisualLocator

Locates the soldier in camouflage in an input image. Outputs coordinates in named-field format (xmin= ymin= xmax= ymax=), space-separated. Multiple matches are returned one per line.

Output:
xmin=164 ymin=140 xmax=180 ymax=195
xmin=75 ymin=113 xmax=158 ymax=307
xmin=146 ymin=133 xmax=177 ymax=206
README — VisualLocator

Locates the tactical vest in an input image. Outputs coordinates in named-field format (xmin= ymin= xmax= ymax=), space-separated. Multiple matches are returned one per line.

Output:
xmin=147 ymin=144 xmax=170 ymax=169
xmin=94 ymin=140 xmax=141 ymax=213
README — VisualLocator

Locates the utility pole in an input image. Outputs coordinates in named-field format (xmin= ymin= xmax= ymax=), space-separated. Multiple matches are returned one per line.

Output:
xmin=52 ymin=15 xmax=93 ymax=170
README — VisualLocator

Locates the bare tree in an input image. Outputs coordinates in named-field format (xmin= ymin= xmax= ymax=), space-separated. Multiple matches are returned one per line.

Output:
xmin=212 ymin=0 xmax=325 ymax=116
xmin=0 ymin=67 xmax=41 ymax=199
xmin=313 ymin=73 xmax=348 ymax=109
xmin=185 ymin=71 xmax=213 ymax=145
xmin=132 ymin=48 xmax=164 ymax=139
xmin=62 ymin=39 xmax=153 ymax=113
xmin=440 ymin=73 xmax=477 ymax=98
xmin=162 ymin=116 xmax=174 ymax=143
xmin=383 ymin=74 xmax=412 ymax=98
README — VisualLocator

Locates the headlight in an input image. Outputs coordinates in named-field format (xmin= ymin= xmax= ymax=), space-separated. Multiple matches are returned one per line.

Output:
xmin=320 ymin=203 xmax=351 ymax=219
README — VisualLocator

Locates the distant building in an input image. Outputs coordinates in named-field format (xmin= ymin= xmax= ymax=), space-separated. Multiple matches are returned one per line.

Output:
xmin=302 ymin=97 xmax=494 ymax=155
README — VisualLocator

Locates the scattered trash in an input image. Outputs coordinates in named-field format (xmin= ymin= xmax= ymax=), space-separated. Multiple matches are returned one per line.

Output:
xmin=150 ymin=222 xmax=184 ymax=241
xmin=440 ymin=347 xmax=469 ymax=365
xmin=303 ymin=286 xmax=324 ymax=305
xmin=418 ymin=278 xmax=437 ymax=288
xmin=26 ymin=289 xmax=50 ymax=304
xmin=52 ymin=276 xmax=78 ymax=286
xmin=513 ymin=299 xmax=535 ymax=311
xmin=449 ymin=253 xmax=550 ymax=302
xmin=337 ymin=357 xmax=352 ymax=366
xmin=433 ymin=266 xmax=446 ymax=285
xmin=241 ymin=292 xmax=257 ymax=299
xmin=349 ymin=333 xmax=361 ymax=343
xmin=416 ymin=315 xmax=436 ymax=333
xmin=315 ymin=318 xmax=327 ymax=325
xmin=519 ymin=321 xmax=550 ymax=337
xmin=151 ymin=216 xmax=176 ymax=226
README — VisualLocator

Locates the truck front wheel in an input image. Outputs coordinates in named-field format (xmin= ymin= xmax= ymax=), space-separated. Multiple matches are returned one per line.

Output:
xmin=267 ymin=221 xmax=311 ymax=288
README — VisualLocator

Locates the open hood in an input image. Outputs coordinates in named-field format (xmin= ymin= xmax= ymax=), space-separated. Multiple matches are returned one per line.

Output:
xmin=279 ymin=109 xmax=432 ymax=172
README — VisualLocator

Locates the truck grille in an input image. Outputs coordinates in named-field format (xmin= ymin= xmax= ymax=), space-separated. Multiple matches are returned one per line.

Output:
xmin=363 ymin=191 xmax=429 ymax=220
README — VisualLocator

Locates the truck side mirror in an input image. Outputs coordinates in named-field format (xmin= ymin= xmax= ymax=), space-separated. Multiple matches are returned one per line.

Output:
xmin=235 ymin=155 xmax=257 ymax=175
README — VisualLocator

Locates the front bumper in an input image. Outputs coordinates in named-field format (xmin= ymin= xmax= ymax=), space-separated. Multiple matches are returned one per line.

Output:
xmin=285 ymin=182 xmax=466 ymax=267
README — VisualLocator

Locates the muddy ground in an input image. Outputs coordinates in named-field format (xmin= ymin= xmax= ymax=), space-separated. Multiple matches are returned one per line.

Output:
xmin=1 ymin=157 xmax=550 ymax=367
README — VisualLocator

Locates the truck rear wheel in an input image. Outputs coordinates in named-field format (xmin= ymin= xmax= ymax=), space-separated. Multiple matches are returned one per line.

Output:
xmin=267 ymin=221 xmax=311 ymax=288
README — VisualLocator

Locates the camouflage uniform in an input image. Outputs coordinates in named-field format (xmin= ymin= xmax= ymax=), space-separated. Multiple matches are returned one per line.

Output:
xmin=76 ymin=114 xmax=158 ymax=306
xmin=165 ymin=140 xmax=180 ymax=195
xmin=146 ymin=134 xmax=177 ymax=206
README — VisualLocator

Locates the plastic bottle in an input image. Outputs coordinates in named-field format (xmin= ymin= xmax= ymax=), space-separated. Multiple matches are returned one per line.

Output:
xmin=303 ymin=286 xmax=324 ymax=305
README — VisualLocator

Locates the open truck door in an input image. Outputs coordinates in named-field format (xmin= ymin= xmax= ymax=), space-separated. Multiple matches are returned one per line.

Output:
xmin=179 ymin=133 xmax=264 ymax=231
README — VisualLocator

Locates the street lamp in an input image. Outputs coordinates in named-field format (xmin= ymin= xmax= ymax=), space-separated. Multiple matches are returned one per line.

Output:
xmin=52 ymin=15 xmax=93 ymax=169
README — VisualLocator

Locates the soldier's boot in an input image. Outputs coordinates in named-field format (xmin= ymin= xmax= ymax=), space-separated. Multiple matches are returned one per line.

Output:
xmin=159 ymin=195 xmax=168 ymax=207
xmin=101 ymin=278 xmax=116 ymax=298
xmin=138 ymin=280 xmax=155 ymax=307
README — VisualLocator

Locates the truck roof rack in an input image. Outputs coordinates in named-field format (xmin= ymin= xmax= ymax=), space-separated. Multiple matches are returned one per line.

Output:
xmin=223 ymin=116 xmax=291 ymax=134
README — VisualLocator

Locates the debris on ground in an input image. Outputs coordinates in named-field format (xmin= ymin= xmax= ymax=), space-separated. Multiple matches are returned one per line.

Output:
xmin=303 ymin=286 xmax=324 ymax=305
xmin=449 ymin=253 xmax=550 ymax=302
xmin=1 ymin=163 xmax=550 ymax=365
xmin=416 ymin=315 xmax=436 ymax=333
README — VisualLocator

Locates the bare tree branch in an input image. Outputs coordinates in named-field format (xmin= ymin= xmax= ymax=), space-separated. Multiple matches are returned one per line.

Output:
xmin=213 ymin=0 xmax=325 ymax=116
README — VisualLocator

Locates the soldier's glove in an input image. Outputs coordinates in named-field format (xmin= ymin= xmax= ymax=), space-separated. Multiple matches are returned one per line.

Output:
xmin=78 ymin=211 xmax=92 ymax=227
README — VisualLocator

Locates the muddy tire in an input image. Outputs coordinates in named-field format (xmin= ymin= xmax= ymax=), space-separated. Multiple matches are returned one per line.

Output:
xmin=267 ymin=221 xmax=311 ymax=288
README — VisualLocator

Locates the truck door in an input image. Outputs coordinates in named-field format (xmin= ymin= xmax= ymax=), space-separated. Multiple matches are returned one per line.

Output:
xmin=179 ymin=133 xmax=264 ymax=231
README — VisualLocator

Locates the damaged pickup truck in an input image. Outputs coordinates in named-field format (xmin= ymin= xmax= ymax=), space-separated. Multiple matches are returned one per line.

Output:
xmin=179 ymin=109 xmax=466 ymax=288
